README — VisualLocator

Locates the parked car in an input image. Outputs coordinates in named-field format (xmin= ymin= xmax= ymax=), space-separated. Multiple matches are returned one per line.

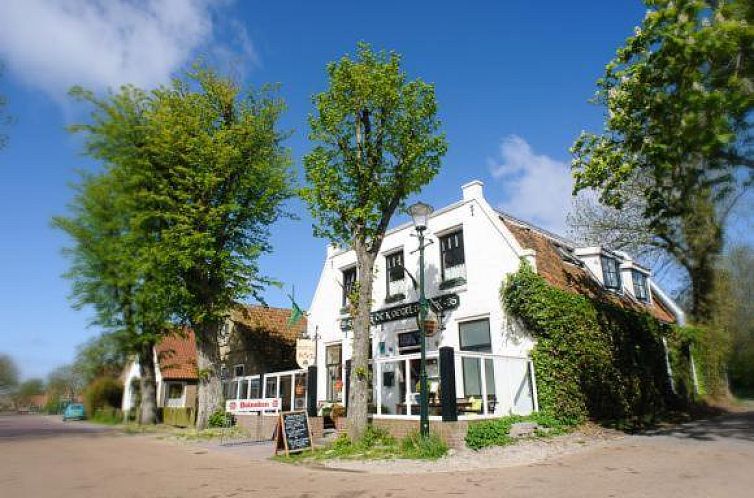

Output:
xmin=63 ymin=403 xmax=85 ymax=421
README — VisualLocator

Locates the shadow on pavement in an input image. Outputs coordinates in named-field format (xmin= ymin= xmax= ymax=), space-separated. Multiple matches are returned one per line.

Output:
xmin=639 ymin=410 xmax=754 ymax=443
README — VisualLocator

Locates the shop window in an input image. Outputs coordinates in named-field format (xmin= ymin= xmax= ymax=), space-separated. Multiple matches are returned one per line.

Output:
xmin=440 ymin=230 xmax=466 ymax=286
xmin=462 ymin=358 xmax=496 ymax=398
xmin=633 ymin=270 xmax=649 ymax=302
xmin=342 ymin=267 xmax=357 ymax=308
xmin=265 ymin=376 xmax=278 ymax=399
xmin=326 ymin=344 xmax=343 ymax=402
xmin=601 ymin=255 xmax=622 ymax=290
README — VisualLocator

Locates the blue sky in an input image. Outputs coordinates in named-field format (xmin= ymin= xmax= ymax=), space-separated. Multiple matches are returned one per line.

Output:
xmin=0 ymin=1 xmax=693 ymax=379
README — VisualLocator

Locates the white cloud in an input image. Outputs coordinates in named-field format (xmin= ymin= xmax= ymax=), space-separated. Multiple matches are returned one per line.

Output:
xmin=489 ymin=135 xmax=575 ymax=236
xmin=0 ymin=0 xmax=254 ymax=103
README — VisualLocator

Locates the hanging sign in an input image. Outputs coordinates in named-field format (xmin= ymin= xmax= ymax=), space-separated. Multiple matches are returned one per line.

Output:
xmin=274 ymin=410 xmax=313 ymax=455
xmin=340 ymin=293 xmax=459 ymax=330
xmin=226 ymin=398 xmax=280 ymax=414
xmin=296 ymin=338 xmax=316 ymax=368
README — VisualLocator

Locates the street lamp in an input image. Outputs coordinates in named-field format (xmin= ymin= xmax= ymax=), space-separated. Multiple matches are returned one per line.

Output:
xmin=408 ymin=201 xmax=433 ymax=438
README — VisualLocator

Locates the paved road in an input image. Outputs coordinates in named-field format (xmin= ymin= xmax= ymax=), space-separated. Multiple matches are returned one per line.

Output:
xmin=1 ymin=412 xmax=753 ymax=497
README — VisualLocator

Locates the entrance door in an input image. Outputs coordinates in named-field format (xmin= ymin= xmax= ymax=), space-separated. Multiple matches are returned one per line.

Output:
xmin=280 ymin=375 xmax=292 ymax=411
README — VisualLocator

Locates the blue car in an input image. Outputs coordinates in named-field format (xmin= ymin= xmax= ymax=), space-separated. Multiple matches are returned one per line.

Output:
xmin=63 ymin=403 xmax=86 ymax=421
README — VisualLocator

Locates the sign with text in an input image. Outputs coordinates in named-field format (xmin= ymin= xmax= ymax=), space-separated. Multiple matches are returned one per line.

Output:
xmin=296 ymin=338 xmax=316 ymax=368
xmin=340 ymin=293 xmax=460 ymax=330
xmin=274 ymin=410 xmax=313 ymax=455
xmin=225 ymin=398 xmax=280 ymax=414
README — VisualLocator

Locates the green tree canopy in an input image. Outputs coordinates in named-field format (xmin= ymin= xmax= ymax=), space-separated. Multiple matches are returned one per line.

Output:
xmin=302 ymin=43 xmax=447 ymax=438
xmin=68 ymin=67 xmax=293 ymax=428
xmin=571 ymin=0 xmax=754 ymax=321
xmin=0 ymin=354 xmax=19 ymax=395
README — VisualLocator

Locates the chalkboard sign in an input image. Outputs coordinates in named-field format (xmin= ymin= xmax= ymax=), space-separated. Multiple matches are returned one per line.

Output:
xmin=274 ymin=410 xmax=313 ymax=455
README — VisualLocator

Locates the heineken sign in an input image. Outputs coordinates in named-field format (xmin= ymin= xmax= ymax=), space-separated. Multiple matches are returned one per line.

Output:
xmin=340 ymin=293 xmax=459 ymax=330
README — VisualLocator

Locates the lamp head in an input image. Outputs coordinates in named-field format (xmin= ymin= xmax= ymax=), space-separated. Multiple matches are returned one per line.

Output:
xmin=407 ymin=201 xmax=433 ymax=231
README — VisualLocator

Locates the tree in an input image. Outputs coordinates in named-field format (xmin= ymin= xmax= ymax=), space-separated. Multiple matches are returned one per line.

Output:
xmin=46 ymin=365 xmax=84 ymax=407
xmin=571 ymin=0 xmax=754 ymax=322
xmin=54 ymin=149 xmax=165 ymax=424
xmin=15 ymin=378 xmax=44 ymax=406
xmin=70 ymin=68 xmax=293 ymax=428
xmin=0 ymin=354 xmax=19 ymax=396
xmin=719 ymin=245 xmax=754 ymax=394
xmin=301 ymin=43 xmax=447 ymax=439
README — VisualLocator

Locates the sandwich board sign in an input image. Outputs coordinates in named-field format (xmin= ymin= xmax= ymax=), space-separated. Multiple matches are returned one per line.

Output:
xmin=274 ymin=410 xmax=313 ymax=455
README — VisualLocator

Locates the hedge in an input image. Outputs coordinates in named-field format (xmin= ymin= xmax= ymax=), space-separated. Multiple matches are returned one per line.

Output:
xmin=502 ymin=264 xmax=684 ymax=425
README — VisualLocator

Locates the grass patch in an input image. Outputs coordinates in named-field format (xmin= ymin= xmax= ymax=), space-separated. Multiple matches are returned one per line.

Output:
xmin=275 ymin=426 xmax=448 ymax=463
xmin=465 ymin=412 xmax=575 ymax=450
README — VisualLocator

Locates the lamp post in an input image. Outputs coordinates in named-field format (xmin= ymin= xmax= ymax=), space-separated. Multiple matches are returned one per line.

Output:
xmin=408 ymin=201 xmax=433 ymax=438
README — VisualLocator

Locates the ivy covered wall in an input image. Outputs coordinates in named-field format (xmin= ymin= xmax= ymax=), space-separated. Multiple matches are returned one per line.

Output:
xmin=502 ymin=265 xmax=692 ymax=425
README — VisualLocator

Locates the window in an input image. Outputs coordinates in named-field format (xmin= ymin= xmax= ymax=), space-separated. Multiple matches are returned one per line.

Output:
xmin=440 ymin=230 xmax=466 ymax=283
xmin=459 ymin=319 xmax=495 ymax=400
xmin=601 ymin=255 xmax=622 ymax=290
xmin=167 ymin=383 xmax=183 ymax=400
xmin=398 ymin=330 xmax=421 ymax=354
xmin=249 ymin=378 xmax=261 ymax=399
xmin=326 ymin=344 xmax=343 ymax=401
xmin=234 ymin=364 xmax=244 ymax=378
xmin=265 ymin=376 xmax=278 ymax=399
xmin=459 ymin=319 xmax=492 ymax=352
xmin=342 ymin=267 xmax=357 ymax=308
xmin=385 ymin=251 xmax=405 ymax=298
xmin=633 ymin=271 xmax=649 ymax=302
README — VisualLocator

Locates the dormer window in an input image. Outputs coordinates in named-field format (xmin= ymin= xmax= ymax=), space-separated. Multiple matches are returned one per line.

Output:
xmin=440 ymin=230 xmax=466 ymax=286
xmin=601 ymin=255 xmax=622 ymax=290
xmin=633 ymin=271 xmax=649 ymax=302
xmin=385 ymin=251 xmax=405 ymax=300
xmin=342 ymin=266 xmax=357 ymax=308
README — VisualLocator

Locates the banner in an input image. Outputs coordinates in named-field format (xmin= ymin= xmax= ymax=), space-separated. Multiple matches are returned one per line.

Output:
xmin=225 ymin=398 xmax=281 ymax=414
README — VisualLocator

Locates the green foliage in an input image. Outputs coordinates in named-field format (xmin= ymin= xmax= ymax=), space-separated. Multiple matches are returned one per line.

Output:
xmin=571 ymin=0 xmax=754 ymax=321
xmin=207 ymin=409 xmax=231 ymax=428
xmin=400 ymin=431 xmax=448 ymax=460
xmin=91 ymin=406 xmax=123 ymax=425
xmin=162 ymin=407 xmax=195 ymax=427
xmin=464 ymin=413 xmax=573 ymax=450
xmin=15 ymin=378 xmax=45 ymax=405
xmin=301 ymin=42 xmax=447 ymax=246
xmin=503 ymin=265 xmax=677 ymax=425
xmin=0 ymin=354 xmax=18 ymax=395
xmin=83 ymin=377 xmax=123 ymax=416
xmin=278 ymin=425 xmax=447 ymax=462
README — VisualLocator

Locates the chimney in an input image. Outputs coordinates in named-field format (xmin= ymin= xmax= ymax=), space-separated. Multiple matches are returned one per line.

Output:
xmin=462 ymin=180 xmax=484 ymax=201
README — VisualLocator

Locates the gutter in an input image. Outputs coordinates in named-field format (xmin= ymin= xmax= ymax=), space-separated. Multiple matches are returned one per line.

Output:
xmin=649 ymin=280 xmax=686 ymax=326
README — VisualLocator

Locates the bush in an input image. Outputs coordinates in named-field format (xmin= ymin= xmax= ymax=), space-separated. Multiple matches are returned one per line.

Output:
xmin=400 ymin=431 xmax=448 ymax=460
xmin=465 ymin=412 xmax=574 ymax=450
xmin=83 ymin=377 xmax=123 ymax=417
xmin=208 ymin=409 xmax=232 ymax=428
xmin=92 ymin=406 xmax=122 ymax=425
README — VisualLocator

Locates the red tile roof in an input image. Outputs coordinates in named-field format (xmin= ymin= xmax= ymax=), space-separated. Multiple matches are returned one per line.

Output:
xmin=501 ymin=216 xmax=676 ymax=323
xmin=156 ymin=330 xmax=198 ymax=380
xmin=229 ymin=305 xmax=307 ymax=343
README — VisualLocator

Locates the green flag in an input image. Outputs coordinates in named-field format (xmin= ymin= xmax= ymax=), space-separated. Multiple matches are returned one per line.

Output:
xmin=287 ymin=289 xmax=305 ymax=328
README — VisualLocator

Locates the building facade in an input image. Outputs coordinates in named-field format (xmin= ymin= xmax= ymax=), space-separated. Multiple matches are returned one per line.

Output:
xmin=306 ymin=180 xmax=684 ymax=421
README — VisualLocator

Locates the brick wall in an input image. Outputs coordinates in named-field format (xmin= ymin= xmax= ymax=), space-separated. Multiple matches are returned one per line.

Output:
xmin=235 ymin=414 xmax=326 ymax=441
xmin=368 ymin=418 xmax=474 ymax=449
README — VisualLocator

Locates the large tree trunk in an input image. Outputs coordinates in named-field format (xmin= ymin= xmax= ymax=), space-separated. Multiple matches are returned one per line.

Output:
xmin=346 ymin=247 xmax=376 ymax=441
xmin=138 ymin=341 xmax=158 ymax=424
xmin=195 ymin=322 xmax=223 ymax=429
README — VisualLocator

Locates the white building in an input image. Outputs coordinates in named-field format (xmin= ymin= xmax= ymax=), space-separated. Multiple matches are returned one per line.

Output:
xmin=306 ymin=180 xmax=684 ymax=421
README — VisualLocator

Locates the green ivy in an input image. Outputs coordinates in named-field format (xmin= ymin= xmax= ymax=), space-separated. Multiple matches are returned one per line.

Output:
xmin=502 ymin=264 xmax=684 ymax=426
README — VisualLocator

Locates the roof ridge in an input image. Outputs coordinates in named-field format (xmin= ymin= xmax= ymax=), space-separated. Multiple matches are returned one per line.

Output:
xmin=495 ymin=209 xmax=576 ymax=248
